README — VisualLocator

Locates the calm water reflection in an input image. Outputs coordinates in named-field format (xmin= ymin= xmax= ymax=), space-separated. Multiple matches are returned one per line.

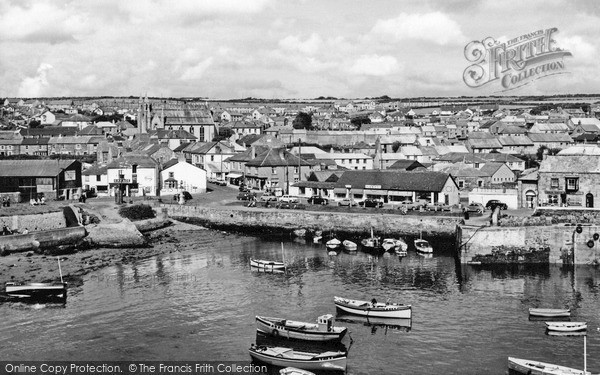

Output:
xmin=0 ymin=229 xmax=599 ymax=375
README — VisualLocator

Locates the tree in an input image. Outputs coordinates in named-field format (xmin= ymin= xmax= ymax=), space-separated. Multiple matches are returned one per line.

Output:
xmin=391 ymin=141 xmax=401 ymax=153
xmin=28 ymin=119 xmax=42 ymax=128
xmin=350 ymin=116 xmax=371 ymax=127
xmin=292 ymin=112 xmax=313 ymax=130
xmin=212 ymin=127 xmax=234 ymax=142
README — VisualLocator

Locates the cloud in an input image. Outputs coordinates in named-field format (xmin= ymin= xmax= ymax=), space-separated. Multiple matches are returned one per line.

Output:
xmin=0 ymin=1 xmax=88 ymax=43
xmin=348 ymin=55 xmax=401 ymax=76
xmin=278 ymin=33 xmax=322 ymax=55
xmin=18 ymin=63 xmax=53 ymax=97
xmin=180 ymin=57 xmax=214 ymax=80
xmin=371 ymin=12 xmax=465 ymax=45
xmin=559 ymin=35 xmax=596 ymax=62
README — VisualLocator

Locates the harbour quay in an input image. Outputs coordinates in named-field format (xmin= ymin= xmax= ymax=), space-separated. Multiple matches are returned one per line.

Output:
xmin=162 ymin=204 xmax=462 ymax=239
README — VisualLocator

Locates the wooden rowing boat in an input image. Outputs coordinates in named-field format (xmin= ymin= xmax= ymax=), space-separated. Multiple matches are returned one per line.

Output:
xmin=279 ymin=368 xmax=315 ymax=375
xmin=545 ymin=322 xmax=587 ymax=332
xmin=250 ymin=258 xmax=286 ymax=270
xmin=255 ymin=315 xmax=347 ymax=342
xmin=249 ymin=345 xmax=347 ymax=371
xmin=342 ymin=240 xmax=357 ymax=251
xmin=333 ymin=296 xmax=412 ymax=319
xmin=529 ymin=308 xmax=571 ymax=318
xmin=508 ymin=357 xmax=590 ymax=375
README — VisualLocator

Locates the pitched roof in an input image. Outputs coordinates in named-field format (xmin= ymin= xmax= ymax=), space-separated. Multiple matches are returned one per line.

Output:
xmin=106 ymin=153 xmax=159 ymax=169
xmin=246 ymin=148 xmax=312 ymax=167
xmin=334 ymin=170 xmax=453 ymax=192
xmin=0 ymin=159 xmax=79 ymax=177
xmin=539 ymin=154 xmax=600 ymax=173
xmin=388 ymin=159 xmax=426 ymax=171
xmin=527 ymin=133 xmax=573 ymax=142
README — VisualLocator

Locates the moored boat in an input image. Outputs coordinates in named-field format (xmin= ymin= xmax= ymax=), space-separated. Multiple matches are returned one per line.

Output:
xmin=414 ymin=238 xmax=433 ymax=253
xmin=250 ymin=258 xmax=286 ymax=270
xmin=342 ymin=240 xmax=357 ymax=251
xmin=280 ymin=368 xmax=315 ymax=375
xmin=255 ymin=314 xmax=347 ymax=342
xmin=361 ymin=227 xmax=382 ymax=252
xmin=382 ymin=238 xmax=408 ymax=253
xmin=249 ymin=345 xmax=347 ymax=372
xmin=4 ymin=282 xmax=67 ymax=302
xmin=508 ymin=357 xmax=590 ymax=375
xmin=529 ymin=308 xmax=571 ymax=318
xmin=545 ymin=322 xmax=587 ymax=332
xmin=325 ymin=238 xmax=341 ymax=250
xmin=333 ymin=296 xmax=412 ymax=319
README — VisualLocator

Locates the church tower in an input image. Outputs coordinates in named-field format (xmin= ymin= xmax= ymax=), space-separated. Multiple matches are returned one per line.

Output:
xmin=137 ymin=94 xmax=151 ymax=134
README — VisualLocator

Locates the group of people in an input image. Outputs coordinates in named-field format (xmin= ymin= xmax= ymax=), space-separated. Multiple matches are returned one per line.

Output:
xmin=1 ymin=225 xmax=28 ymax=235
xmin=29 ymin=196 xmax=46 ymax=206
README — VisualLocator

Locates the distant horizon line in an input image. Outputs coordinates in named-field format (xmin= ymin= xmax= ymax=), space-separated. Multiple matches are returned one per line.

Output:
xmin=5 ymin=93 xmax=600 ymax=102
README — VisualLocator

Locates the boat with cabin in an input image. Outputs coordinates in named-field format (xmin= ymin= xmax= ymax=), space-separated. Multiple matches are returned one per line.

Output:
xmin=255 ymin=314 xmax=347 ymax=342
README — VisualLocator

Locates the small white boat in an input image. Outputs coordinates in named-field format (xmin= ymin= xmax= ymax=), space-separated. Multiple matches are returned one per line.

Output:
xmin=508 ymin=357 xmax=590 ymax=375
xmin=545 ymin=322 xmax=587 ymax=332
xmin=529 ymin=308 xmax=571 ymax=318
xmin=382 ymin=238 xmax=408 ymax=253
xmin=313 ymin=235 xmax=322 ymax=244
xmin=249 ymin=345 xmax=347 ymax=371
xmin=256 ymin=314 xmax=347 ymax=342
xmin=342 ymin=240 xmax=357 ymax=251
xmin=280 ymin=368 xmax=315 ymax=375
xmin=414 ymin=239 xmax=433 ymax=253
xmin=250 ymin=258 xmax=286 ymax=270
xmin=325 ymin=238 xmax=341 ymax=250
xmin=333 ymin=296 xmax=412 ymax=319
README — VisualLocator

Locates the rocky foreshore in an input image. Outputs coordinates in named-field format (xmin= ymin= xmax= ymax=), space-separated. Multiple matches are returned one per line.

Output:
xmin=0 ymin=219 xmax=207 ymax=288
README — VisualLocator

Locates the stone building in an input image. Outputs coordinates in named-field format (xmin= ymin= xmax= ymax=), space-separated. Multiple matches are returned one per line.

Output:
xmin=538 ymin=145 xmax=600 ymax=207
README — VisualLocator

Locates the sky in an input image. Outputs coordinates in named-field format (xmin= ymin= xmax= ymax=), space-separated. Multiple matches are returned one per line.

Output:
xmin=0 ymin=0 xmax=599 ymax=99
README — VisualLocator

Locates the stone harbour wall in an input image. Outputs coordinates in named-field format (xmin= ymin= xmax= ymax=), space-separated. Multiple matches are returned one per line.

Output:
xmin=162 ymin=204 xmax=462 ymax=238
xmin=459 ymin=224 xmax=600 ymax=265
xmin=0 ymin=211 xmax=66 ymax=233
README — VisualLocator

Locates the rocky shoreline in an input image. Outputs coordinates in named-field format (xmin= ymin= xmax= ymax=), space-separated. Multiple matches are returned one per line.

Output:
xmin=0 ymin=220 xmax=208 ymax=290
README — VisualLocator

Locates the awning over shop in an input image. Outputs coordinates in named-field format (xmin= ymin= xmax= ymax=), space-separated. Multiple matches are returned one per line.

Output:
xmin=227 ymin=173 xmax=242 ymax=179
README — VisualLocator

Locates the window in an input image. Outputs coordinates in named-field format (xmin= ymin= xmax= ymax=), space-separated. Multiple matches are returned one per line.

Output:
xmin=550 ymin=178 xmax=559 ymax=188
xmin=272 ymin=167 xmax=277 ymax=174
xmin=169 ymin=172 xmax=174 ymax=178
xmin=458 ymin=180 xmax=464 ymax=188
xmin=132 ymin=165 xmax=137 ymax=173
xmin=548 ymin=194 xmax=559 ymax=205
xmin=96 ymin=175 xmax=101 ymax=182
xmin=566 ymin=178 xmax=579 ymax=191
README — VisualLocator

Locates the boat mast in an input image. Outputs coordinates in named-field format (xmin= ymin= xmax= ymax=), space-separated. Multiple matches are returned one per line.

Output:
xmin=281 ymin=242 xmax=285 ymax=264
xmin=57 ymin=256 xmax=64 ymax=284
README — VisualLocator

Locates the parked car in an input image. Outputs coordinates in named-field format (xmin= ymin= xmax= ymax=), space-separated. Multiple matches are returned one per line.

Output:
xmin=237 ymin=191 xmax=256 ymax=201
xmin=485 ymin=199 xmax=508 ymax=210
xmin=307 ymin=196 xmax=329 ymax=205
xmin=337 ymin=198 xmax=358 ymax=207
xmin=426 ymin=202 xmax=451 ymax=211
xmin=259 ymin=192 xmax=278 ymax=202
xmin=399 ymin=199 xmax=428 ymax=211
xmin=359 ymin=198 xmax=383 ymax=208
xmin=466 ymin=203 xmax=485 ymax=213
xmin=279 ymin=195 xmax=300 ymax=203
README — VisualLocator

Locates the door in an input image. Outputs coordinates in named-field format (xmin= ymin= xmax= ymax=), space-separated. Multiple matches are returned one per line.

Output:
xmin=586 ymin=193 xmax=594 ymax=208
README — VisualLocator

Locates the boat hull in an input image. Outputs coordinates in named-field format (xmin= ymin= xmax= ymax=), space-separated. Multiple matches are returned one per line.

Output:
xmin=255 ymin=316 xmax=347 ymax=342
xmin=342 ymin=240 xmax=357 ymax=251
xmin=249 ymin=348 xmax=347 ymax=372
xmin=325 ymin=239 xmax=341 ymax=250
xmin=414 ymin=239 xmax=433 ymax=253
xmin=545 ymin=322 xmax=587 ymax=332
xmin=250 ymin=259 xmax=286 ymax=270
xmin=508 ymin=357 xmax=589 ymax=375
xmin=334 ymin=296 xmax=412 ymax=319
xmin=529 ymin=308 xmax=571 ymax=317
xmin=5 ymin=282 xmax=67 ymax=302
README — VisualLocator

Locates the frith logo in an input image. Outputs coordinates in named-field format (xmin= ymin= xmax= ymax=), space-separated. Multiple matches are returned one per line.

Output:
xmin=463 ymin=28 xmax=572 ymax=91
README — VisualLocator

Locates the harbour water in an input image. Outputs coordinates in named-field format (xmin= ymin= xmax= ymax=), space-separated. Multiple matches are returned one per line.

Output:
xmin=1 ymin=228 xmax=599 ymax=374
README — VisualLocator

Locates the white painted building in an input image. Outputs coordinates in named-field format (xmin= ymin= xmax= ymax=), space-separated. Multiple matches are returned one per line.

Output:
xmin=160 ymin=159 xmax=207 ymax=195
xmin=106 ymin=153 xmax=159 ymax=197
